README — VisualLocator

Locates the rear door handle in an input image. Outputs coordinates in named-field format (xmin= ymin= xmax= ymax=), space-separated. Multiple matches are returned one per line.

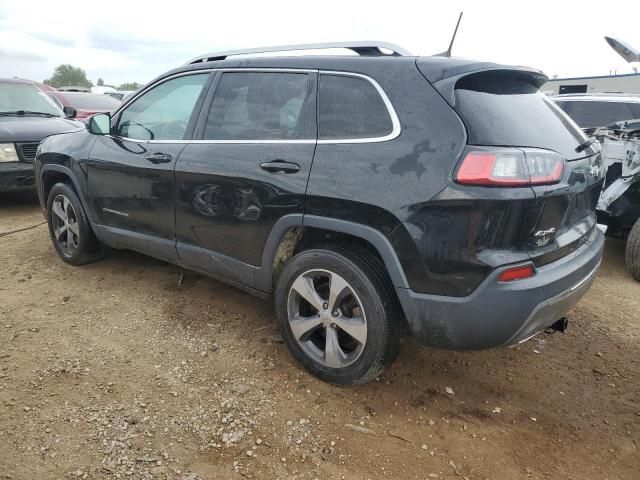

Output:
xmin=260 ymin=160 xmax=300 ymax=174
xmin=145 ymin=153 xmax=173 ymax=164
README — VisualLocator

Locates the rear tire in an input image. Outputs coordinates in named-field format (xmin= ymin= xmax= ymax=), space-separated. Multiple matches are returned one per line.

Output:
xmin=626 ymin=218 xmax=640 ymax=282
xmin=275 ymin=246 xmax=402 ymax=386
xmin=46 ymin=182 xmax=103 ymax=266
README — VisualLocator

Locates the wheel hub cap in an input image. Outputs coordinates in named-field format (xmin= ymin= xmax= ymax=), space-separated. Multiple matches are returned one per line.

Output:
xmin=287 ymin=269 xmax=367 ymax=369
xmin=51 ymin=194 xmax=79 ymax=255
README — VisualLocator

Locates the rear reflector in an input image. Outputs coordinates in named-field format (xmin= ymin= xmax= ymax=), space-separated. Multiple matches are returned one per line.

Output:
xmin=498 ymin=264 xmax=536 ymax=282
xmin=455 ymin=149 xmax=564 ymax=187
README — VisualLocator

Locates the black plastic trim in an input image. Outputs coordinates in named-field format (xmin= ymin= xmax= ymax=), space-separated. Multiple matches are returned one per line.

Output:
xmin=177 ymin=241 xmax=256 ymax=287
xmin=93 ymin=225 xmax=178 ymax=264
xmin=39 ymin=164 xmax=96 ymax=224
xmin=254 ymin=214 xmax=411 ymax=293
xmin=254 ymin=214 xmax=304 ymax=292
xmin=302 ymin=215 xmax=409 ymax=288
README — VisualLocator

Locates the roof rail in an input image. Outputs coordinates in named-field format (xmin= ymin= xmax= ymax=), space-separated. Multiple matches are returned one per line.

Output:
xmin=185 ymin=41 xmax=413 ymax=65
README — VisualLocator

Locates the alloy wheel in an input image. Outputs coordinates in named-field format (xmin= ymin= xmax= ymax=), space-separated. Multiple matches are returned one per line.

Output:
xmin=287 ymin=269 xmax=367 ymax=369
xmin=50 ymin=194 xmax=80 ymax=256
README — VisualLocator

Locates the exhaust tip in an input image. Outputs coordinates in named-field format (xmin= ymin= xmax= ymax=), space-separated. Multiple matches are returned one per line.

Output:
xmin=545 ymin=317 xmax=569 ymax=334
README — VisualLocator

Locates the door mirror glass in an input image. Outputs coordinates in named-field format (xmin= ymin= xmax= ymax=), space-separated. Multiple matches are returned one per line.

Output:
xmin=88 ymin=113 xmax=111 ymax=135
xmin=62 ymin=105 xmax=77 ymax=118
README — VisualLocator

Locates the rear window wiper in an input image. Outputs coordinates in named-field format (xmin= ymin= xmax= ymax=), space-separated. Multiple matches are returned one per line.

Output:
xmin=575 ymin=136 xmax=598 ymax=153
xmin=0 ymin=110 xmax=59 ymax=117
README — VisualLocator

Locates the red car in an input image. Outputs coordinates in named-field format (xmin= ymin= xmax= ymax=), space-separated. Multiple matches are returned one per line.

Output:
xmin=47 ymin=91 xmax=120 ymax=120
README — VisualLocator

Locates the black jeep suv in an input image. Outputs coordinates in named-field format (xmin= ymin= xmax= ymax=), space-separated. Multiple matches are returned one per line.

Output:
xmin=35 ymin=43 xmax=605 ymax=385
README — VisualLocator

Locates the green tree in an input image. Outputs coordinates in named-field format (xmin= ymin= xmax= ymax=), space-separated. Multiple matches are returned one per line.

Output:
xmin=117 ymin=82 xmax=142 ymax=91
xmin=44 ymin=65 xmax=93 ymax=88
xmin=97 ymin=78 xmax=104 ymax=86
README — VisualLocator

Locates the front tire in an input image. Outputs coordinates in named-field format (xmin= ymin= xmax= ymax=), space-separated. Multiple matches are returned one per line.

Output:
xmin=47 ymin=182 xmax=103 ymax=265
xmin=626 ymin=218 xmax=640 ymax=282
xmin=275 ymin=247 xmax=402 ymax=386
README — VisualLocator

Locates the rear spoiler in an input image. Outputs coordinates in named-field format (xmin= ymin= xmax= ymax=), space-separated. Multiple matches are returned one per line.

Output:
xmin=416 ymin=58 xmax=548 ymax=107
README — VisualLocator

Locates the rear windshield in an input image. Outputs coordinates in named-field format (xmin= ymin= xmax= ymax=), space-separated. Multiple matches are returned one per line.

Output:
xmin=65 ymin=93 xmax=120 ymax=110
xmin=454 ymin=72 xmax=588 ymax=159
xmin=556 ymin=100 xmax=640 ymax=128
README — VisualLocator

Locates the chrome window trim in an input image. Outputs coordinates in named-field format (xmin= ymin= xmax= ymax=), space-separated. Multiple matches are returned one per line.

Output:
xmin=115 ymin=137 xmax=317 ymax=145
xmin=112 ymin=68 xmax=401 ymax=145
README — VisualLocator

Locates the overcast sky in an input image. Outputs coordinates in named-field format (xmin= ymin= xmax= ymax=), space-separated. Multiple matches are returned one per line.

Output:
xmin=1 ymin=0 xmax=639 ymax=86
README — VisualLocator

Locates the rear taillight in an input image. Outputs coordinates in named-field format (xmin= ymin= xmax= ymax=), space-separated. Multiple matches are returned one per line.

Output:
xmin=455 ymin=149 xmax=564 ymax=187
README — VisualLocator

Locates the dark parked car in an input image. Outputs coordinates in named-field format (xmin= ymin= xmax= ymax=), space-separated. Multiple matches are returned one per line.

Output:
xmin=35 ymin=42 xmax=605 ymax=385
xmin=47 ymin=92 xmax=120 ymax=121
xmin=0 ymin=78 xmax=81 ymax=192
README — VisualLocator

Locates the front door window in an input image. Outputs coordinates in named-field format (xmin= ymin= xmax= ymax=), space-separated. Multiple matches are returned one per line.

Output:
xmin=117 ymin=74 xmax=209 ymax=141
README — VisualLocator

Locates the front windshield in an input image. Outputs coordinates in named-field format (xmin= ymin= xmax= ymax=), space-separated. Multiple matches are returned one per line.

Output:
xmin=0 ymin=82 xmax=63 ymax=116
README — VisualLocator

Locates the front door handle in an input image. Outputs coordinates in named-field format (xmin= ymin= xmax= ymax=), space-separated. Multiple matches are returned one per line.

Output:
xmin=145 ymin=152 xmax=173 ymax=164
xmin=260 ymin=160 xmax=300 ymax=174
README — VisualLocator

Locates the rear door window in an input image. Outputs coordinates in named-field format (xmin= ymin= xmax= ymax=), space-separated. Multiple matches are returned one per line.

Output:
xmin=454 ymin=71 xmax=588 ymax=159
xmin=203 ymin=72 xmax=312 ymax=140
xmin=318 ymin=74 xmax=393 ymax=140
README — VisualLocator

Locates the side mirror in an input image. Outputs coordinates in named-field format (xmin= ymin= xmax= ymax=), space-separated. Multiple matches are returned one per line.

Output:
xmin=63 ymin=106 xmax=77 ymax=119
xmin=87 ymin=113 xmax=111 ymax=135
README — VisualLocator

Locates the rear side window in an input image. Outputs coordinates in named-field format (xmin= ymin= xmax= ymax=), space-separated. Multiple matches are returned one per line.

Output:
xmin=203 ymin=72 xmax=311 ymax=140
xmin=562 ymin=101 xmax=636 ymax=128
xmin=454 ymin=71 xmax=588 ymax=159
xmin=319 ymin=74 xmax=393 ymax=140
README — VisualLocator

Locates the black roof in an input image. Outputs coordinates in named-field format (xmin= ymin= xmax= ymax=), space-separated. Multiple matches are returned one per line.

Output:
xmin=416 ymin=57 xmax=545 ymax=84
xmin=147 ymin=54 xmax=542 ymax=87
xmin=158 ymin=55 xmax=418 ymax=79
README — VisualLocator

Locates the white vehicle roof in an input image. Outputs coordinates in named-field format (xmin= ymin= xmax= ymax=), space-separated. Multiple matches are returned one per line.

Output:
xmin=553 ymin=93 xmax=640 ymax=103
xmin=91 ymin=86 xmax=116 ymax=94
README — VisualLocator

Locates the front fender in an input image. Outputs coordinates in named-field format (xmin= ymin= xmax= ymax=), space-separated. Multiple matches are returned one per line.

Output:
xmin=36 ymin=130 xmax=97 ymax=222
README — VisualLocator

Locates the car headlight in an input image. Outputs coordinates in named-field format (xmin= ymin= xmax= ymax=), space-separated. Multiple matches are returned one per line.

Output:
xmin=0 ymin=143 xmax=19 ymax=162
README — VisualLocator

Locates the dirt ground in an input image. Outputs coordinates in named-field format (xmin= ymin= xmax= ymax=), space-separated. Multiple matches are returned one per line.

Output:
xmin=1 ymin=192 xmax=639 ymax=480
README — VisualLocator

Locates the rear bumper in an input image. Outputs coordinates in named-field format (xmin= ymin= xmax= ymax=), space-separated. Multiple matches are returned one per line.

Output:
xmin=0 ymin=162 xmax=35 ymax=192
xmin=395 ymin=227 xmax=604 ymax=349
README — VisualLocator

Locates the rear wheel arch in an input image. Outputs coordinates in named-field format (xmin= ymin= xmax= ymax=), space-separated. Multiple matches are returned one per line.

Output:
xmin=258 ymin=215 xmax=410 ymax=293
